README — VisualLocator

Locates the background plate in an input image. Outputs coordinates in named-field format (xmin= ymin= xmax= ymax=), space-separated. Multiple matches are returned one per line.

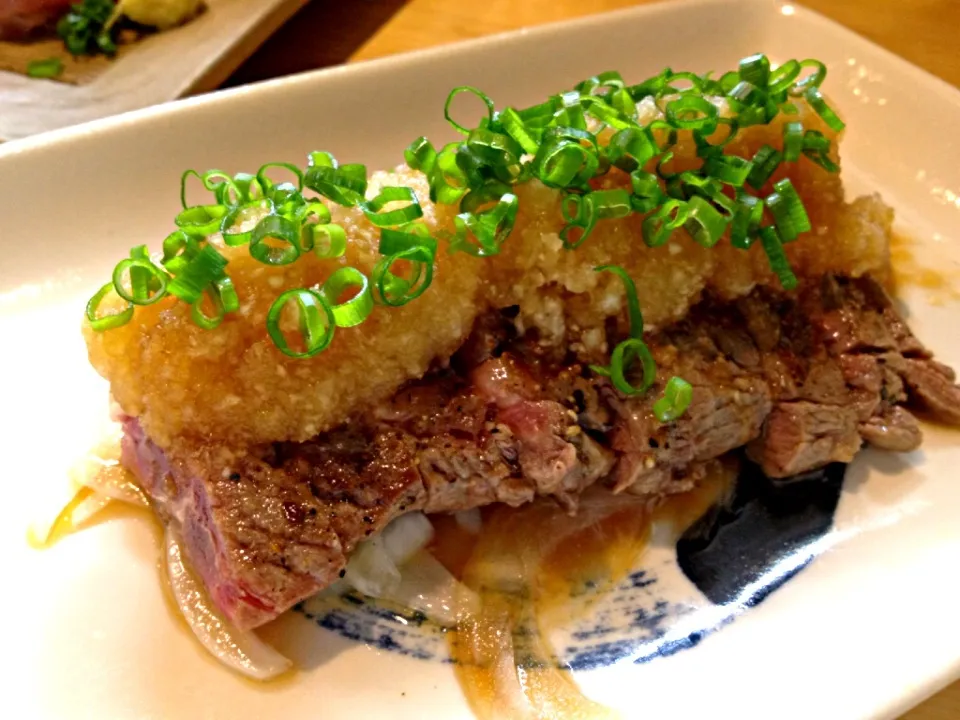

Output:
xmin=0 ymin=0 xmax=307 ymax=141
xmin=1 ymin=0 xmax=959 ymax=718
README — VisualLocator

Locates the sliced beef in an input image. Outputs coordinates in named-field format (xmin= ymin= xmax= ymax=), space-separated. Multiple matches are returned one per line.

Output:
xmin=123 ymin=362 xmax=613 ymax=629
xmin=121 ymin=273 xmax=960 ymax=629
xmin=605 ymin=275 xmax=959 ymax=483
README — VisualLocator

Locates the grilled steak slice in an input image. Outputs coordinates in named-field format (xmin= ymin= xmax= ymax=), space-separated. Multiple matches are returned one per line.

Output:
xmin=122 ymin=366 xmax=614 ymax=629
xmin=121 ymin=274 xmax=960 ymax=629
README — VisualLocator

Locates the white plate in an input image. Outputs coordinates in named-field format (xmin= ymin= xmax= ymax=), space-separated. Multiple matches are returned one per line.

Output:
xmin=2 ymin=0 xmax=960 ymax=718
xmin=0 ymin=0 xmax=307 ymax=141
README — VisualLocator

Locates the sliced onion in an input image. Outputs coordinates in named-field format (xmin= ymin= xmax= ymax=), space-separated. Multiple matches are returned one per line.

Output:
xmin=381 ymin=512 xmax=435 ymax=565
xmin=78 ymin=462 xmax=148 ymax=507
xmin=164 ymin=528 xmax=292 ymax=681
xmin=343 ymin=512 xmax=436 ymax=597
xmin=454 ymin=508 xmax=483 ymax=534
xmin=378 ymin=549 xmax=480 ymax=627
xmin=343 ymin=535 xmax=402 ymax=598
xmin=30 ymin=485 xmax=112 ymax=545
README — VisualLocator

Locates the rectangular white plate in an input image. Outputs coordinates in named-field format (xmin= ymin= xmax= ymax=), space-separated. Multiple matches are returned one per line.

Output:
xmin=2 ymin=1 xmax=959 ymax=718
xmin=0 ymin=0 xmax=307 ymax=141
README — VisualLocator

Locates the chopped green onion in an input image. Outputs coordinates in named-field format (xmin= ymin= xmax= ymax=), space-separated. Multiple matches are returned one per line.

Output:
xmin=731 ymin=193 xmax=764 ymax=249
xmin=783 ymin=121 xmax=804 ymax=162
xmin=191 ymin=287 xmax=227 ymax=330
xmin=256 ymin=162 xmax=303 ymax=195
xmin=27 ymin=57 xmax=64 ymax=79
xmin=684 ymin=195 xmax=728 ymax=248
xmin=746 ymin=144 xmax=782 ymax=190
xmin=266 ymin=288 xmax=335 ymax=358
xmin=630 ymin=170 xmax=664 ymax=213
xmin=86 ymin=283 xmax=134 ymax=331
xmin=665 ymin=95 xmax=719 ymax=134
xmin=766 ymin=178 xmax=811 ymax=242
xmin=739 ymin=53 xmax=771 ymax=88
xmin=453 ymin=193 xmax=519 ymax=255
xmin=215 ymin=276 xmax=239 ymax=314
xmin=653 ymin=376 xmax=693 ymax=422
xmin=606 ymin=127 xmax=657 ymax=172
xmin=167 ymin=245 xmax=229 ymax=305
xmin=445 ymin=86 xmax=496 ymax=135
xmin=767 ymin=60 xmax=801 ymax=95
xmin=642 ymin=199 xmax=689 ymax=248
xmin=591 ymin=338 xmax=657 ymax=396
xmin=790 ymin=59 xmax=827 ymax=95
xmin=758 ymin=226 xmax=797 ymax=290
xmin=321 ymin=267 xmax=374 ymax=328
xmin=304 ymin=159 xmax=368 ymax=207
xmin=220 ymin=199 xmax=273 ymax=246
xmin=250 ymin=214 xmax=301 ymax=265
xmin=112 ymin=258 xmax=168 ymax=306
xmin=595 ymin=265 xmax=644 ymax=338
xmin=802 ymin=129 xmax=839 ymax=172
xmin=372 ymin=245 xmax=435 ymax=306
xmin=703 ymin=154 xmax=753 ymax=187
xmin=175 ymin=204 xmax=228 ymax=238
xmin=309 ymin=223 xmax=348 ymax=259
xmin=361 ymin=186 xmax=424 ymax=227
xmin=803 ymin=87 xmax=845 ymax=132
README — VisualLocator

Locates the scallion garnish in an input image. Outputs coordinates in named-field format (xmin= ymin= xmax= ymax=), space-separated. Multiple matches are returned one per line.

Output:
xmin=653 ymin=377 xmax=694 ymax=423
xmin=89 ymin=52 xmax=845 ymax=408
xmin=266 ymin=289 xmax=335 ymax=358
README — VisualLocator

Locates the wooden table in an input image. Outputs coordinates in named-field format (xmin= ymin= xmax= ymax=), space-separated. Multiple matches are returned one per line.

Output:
xmin=228 ymin=2 xmax=960 ymax=717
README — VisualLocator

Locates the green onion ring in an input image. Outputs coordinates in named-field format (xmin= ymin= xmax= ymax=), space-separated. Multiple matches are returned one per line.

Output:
xmin=642 ymin=198 xmax=689 ymax=247
xmin=309 ymin=223 xmax=348 ymax=259
xmin=730 ymin=193 xmax=764 ymax=249
xmin=362 ymin=186 xmax=424 ymax=228
xmin=790 ymin=59 xmax=827 ymax=96
xmin=372 ymin=245 xmax=434 ymax=306
xmin=86 ymin=282 xmax=134 ymax=331
xmin=445 ymin=86 xmax=496 ymax=136
xmin=321 ymin=266 xmax=374 ymax=328
xmin=703 ymin=154 xmax=754 ymax=187
xmin=266 ymin=288 xmax=336 ymax=358
xmin=653 ymin=376 xmax=693 ymax=422
xmin=746 ymin=145 xmax=783 ymax=190
xmin=606 ymin=126 xmax=657 ymax=172
xmin=758 ymin=226 xmax=798 ymax=290
xmin=191 ymin=286 xmax=226 ymax=330
xmin=221 ymin=199 xmax=274 ymax=247
xmin=665 ymin=95 xmax=719 ymax=134
xmin=783 ymin=121 xmax=804 ymax=162
xmin=256 ymin=162 xmax=304 ymax=195
xmin=167 ymin=245 xmax=229 ymax=304
xmin=767 ymin=59 xmax=801 ymax=95
xmin=594 ymin=265 xmax=644 ymax=338
xmin=766 ymin=178 xmax=811 ymax=242
xmin=591 ymin=338 xmax=657 ymax=396
xmin=112 ymin=258 xmax=169 ymax=306
xmin=803 ymin=87 xmax=846 ymax=132
xmin=684 ymin=195 xmax=729 ymax=248
xmin=215 ymin=276 xmax=239 ymax=314
xmin=250 ymin=214 xmax=302 ymax=265
xmin=175 ymin=204 xmax=229 ymax=238
xmin=739 ymin=54 xmax=771 ymax=88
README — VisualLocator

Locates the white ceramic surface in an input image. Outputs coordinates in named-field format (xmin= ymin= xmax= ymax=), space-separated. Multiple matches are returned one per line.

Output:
xmin=1 ymin=0 xmax=959 ymax=718
xmin=0 ymin=0 xmax=307 ymax=141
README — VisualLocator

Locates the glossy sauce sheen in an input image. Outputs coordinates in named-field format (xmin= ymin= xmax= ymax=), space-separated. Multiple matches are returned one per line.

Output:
xmin=889 ymin=232 xmax=960 ymax=303
xmin=443 ymin=460 xmax=736 ymax=720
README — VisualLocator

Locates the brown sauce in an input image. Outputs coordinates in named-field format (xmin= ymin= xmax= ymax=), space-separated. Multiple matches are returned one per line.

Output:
xmin=444 ymin=459 xmax=736 ymax=719
xmin=888 ymin=231 xmax=960 ymax=303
